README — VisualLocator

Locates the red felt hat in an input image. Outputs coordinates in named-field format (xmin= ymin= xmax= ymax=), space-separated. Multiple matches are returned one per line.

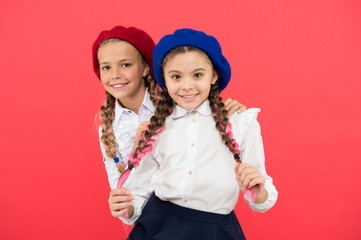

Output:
xmin=92 ymin=26 xmax=155 ymax=79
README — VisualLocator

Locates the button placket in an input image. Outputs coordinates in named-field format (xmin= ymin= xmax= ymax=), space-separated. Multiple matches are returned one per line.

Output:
xmin=182 ymin=111 xmax=198 ymax=205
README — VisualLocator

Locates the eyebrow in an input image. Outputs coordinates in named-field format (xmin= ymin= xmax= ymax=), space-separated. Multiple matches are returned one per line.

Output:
xmin=167 ymin=70 xmax=182 ymax=74
xmin=99 ymin=59 xmax=131 ymax=65
xmin=192 ymin=68 xmax=206 ymax=72
xmin=167 ymin=68 xmax=206 ymax=74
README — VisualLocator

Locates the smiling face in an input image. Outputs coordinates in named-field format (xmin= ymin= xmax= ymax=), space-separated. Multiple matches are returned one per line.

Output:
xmin=97 ymin=40 xmax=149 ymax=110
xmin=163 ymin=49 xmax=218 ymax=110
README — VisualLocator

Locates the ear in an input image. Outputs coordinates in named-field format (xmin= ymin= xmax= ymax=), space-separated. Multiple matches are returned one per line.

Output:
xmin=142 ymin=64 xmax=150 ymax=77
xmin=211 ymin=70 xmax=219 ymax=84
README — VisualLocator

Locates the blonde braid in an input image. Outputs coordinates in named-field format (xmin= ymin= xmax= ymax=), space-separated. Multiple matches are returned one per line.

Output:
xmin=145 ymin=73 xmax=161 ymax=105
xmin=100 ymin=92 xmax=125 ymax=173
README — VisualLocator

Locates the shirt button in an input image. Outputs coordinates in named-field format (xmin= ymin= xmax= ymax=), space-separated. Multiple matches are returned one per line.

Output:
xmin=191 ymin=143 xmax=195 ymax=147
xmin=191 ymin=111 xmax=196 ymax=114
xmin=189 ymin=170 xmax=192 ymax=175
xmin=192 ymin=119 xmax=196 ymax=123
xmin=184 ymin=198 xmax=188 ymax=203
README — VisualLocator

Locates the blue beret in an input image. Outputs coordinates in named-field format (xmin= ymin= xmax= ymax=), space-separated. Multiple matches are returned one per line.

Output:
xmin=153 ymin=28 xmax=231 ymax=91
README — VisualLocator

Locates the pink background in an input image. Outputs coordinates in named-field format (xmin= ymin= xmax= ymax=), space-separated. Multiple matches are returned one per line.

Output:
xmin=1 ymin=0 xmax=360 ymax=239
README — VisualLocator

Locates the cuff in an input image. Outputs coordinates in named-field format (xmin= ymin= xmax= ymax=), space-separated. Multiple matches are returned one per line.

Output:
xmin=245 ymin=182 xmax=278 ymax=213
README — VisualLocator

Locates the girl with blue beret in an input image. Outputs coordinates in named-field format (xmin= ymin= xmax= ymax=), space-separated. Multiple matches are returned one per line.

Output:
xmin=110 ymin=28 xmax=278 ymax=239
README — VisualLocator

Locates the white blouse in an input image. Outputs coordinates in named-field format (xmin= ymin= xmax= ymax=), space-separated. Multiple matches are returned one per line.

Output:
xmin=129 ymin=100 xmax=278 ymax=225
xmin=99 ymin=90 xmax=155 ymax=190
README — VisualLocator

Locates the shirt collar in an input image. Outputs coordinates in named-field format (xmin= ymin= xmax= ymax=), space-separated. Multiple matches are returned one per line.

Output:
xmin=113 ymin=89 xmax=155 ymax=125
xmin=142 ymin=89 xmax=155 ymax=113
xmin=172 ymin=100 xmax=212 ymax=119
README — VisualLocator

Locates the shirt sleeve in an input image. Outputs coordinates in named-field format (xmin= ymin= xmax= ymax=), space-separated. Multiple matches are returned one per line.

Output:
xmin=126 ymin=151 xmax=159 ymax=225
xmin=233 ymin=109 xmax=278 ymax=212
xmin=99 ymin=126 xmax=134 ymax=190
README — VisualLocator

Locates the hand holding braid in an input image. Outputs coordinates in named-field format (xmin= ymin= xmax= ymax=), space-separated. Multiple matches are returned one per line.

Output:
xmin=208 ymin=83 xmax=254 ymax=203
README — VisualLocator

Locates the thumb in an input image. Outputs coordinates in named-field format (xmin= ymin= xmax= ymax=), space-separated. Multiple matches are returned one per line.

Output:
xmin=234 ymin=162 xmax=240 ymax=174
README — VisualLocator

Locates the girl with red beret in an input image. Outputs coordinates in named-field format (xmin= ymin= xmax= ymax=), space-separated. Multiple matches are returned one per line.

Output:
xmin=92 ymin=26 xmax=247 ymax=224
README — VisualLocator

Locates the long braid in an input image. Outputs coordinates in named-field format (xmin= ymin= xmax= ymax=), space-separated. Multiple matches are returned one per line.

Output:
xmin=100 ymin=91 xmax=116 ymax=159
xmin=209 ymin=83 xmax=255 ymax=202
xmin=117 ymin=90 xmax=173 ymax=188
xmin=145 ymin=73 xmax=161 ymax=106
xmin=208 ymin=82 xmax=241 ymax=161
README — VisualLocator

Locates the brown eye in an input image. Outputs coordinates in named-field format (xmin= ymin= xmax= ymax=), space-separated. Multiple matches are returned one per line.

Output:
xmin=194 ymin=73 xmax=202 ymax=78
xmin=172 ymin=74 xmax=181 ymax=80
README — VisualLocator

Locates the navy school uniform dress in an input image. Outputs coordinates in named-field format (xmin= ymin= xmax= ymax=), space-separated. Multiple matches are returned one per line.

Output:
xmin=127 ymin=193 xmax=246 ymax=240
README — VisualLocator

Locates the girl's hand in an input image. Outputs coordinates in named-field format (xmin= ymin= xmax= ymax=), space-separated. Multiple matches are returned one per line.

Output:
xmin=108 ymin=188 xmax=134 ymax=218
xmin=222 ymin=98 xmax=247 ymax=117
xmin=234 ymin=162 xmax=268 ymax=203
xmin=133 ymin=121 xmax=150 ymax=152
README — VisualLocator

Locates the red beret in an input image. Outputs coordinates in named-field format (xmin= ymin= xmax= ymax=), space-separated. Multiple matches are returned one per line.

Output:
xmin=92 ymin=26 xmax=155 ymax=79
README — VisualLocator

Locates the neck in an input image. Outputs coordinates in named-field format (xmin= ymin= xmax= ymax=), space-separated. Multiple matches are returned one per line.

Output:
xmin=120 ymin=88 xmax=146 ymax=115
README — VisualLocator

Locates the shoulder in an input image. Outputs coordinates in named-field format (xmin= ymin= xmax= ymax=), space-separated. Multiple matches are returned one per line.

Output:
xmin=229 ymin=108 xmax=261 ymax=133
xmin=230 ymin=108 xmax=261 ymax=125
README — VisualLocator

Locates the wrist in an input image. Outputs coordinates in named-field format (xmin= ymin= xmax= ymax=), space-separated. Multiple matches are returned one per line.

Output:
xmin=127 ymin=205 xmax=134 ymax=219
xmin=254 ymin=189 xmax=268 ymax=204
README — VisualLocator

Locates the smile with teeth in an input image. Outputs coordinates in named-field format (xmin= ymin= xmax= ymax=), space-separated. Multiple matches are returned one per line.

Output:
xmin=180 ymin=94 xmax=198 ymax=99
xmin=112 ymin=83 xmax=128 ymax=88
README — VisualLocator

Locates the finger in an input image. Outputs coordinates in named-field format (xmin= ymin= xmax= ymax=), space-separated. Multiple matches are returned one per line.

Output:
xmin=242 ymin=172 xmax=260 ymax=190
xmin=223 ymin=99 xmax=237 ymax=111
xmin=110 ymin=195 xmax=135 ymax=204
xmin=237 ymin=105 xmax=247 ymax=114
xmin=111 ymin=207 xmax=130 ymax=218
xmin=222 ymin=98 xmax=232 ymax=106
xmin=226 ymin=103 xmax=241 ymax=117
xmin=248 ymin=176 xmax=265 ymax=189
xmin=234 ymin=162 xmax=241 ymax=174
xmin=238 ymin=165 xmax=256 ymax=186
xmin=110 ymin=201 xmax=133 ymax=212
xmin=110 ymin=188 xmax=130 ymax=197
xmin=237 ymin=162 xmax=248 ymax=176
xmin=109 ymin=187 xmax=130 ymax=197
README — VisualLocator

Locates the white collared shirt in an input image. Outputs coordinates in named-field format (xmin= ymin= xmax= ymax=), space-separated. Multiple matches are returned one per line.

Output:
xmin=129 ymin=100 xmax=278 ymax=224
xmin=99 ymin=90 xmax=155 ymax=190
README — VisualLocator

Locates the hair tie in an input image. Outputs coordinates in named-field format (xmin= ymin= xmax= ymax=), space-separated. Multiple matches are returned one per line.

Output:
xmin=128 ymin=163 xmax=134 ymax=170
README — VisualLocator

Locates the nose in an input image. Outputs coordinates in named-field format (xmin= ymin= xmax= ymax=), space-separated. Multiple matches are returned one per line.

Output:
xmin=182 ymin=78 xmax=194 ymax=91
xmin=111 ymin=67 xmax=121 ymax=80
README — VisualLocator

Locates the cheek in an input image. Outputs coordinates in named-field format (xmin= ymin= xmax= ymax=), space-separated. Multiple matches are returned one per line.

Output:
xmin=99 ymin=73 xmax=108 ymax=84
xmin=196 ymin=81 xmax=211 ymax=95
xmin=164 ymin=81 xmax=178 ymax=95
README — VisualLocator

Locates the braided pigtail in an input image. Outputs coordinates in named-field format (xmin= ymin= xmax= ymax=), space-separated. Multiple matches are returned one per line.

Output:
xmin=145 ymin=73 xmax=161 ymax=105
xmin=208 ymin=82 xmax=241 ymax=160
xmin=100 ymin=91 xmax=126 ymax=173
xmin=117 ymin=90 xmax=174 ymax=188
xmin=208 ymin=83 xmax=255 ymax=202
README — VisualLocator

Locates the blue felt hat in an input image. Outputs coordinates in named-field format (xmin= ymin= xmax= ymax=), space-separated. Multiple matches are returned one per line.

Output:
xmin=153 ymin=28 xmax=231 ymax=91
